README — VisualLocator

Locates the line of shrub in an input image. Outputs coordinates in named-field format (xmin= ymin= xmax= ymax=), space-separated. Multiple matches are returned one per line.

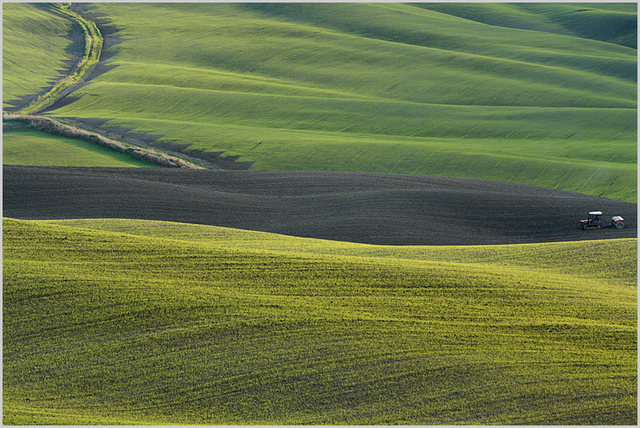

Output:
xmin=3 ymin=114 xmax=203 ymax=169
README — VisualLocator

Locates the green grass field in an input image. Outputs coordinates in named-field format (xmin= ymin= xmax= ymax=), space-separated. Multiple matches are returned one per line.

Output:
xmin=3 ymin=218 xmax=636 ymax=424
xmin=18 ymin=3 xmax=103 ymax=114
xmin=418 ymin=3 xmax=637 ymax=48
xmin=2 ymin=3 xmax=73 ymax=109
xmin=16 ymin=2 xmax=632 ymax=201
xmin=3 ymin=5 xmax=637 ymax=423
xmin=3 ymin=128 xmax=155 ymax=167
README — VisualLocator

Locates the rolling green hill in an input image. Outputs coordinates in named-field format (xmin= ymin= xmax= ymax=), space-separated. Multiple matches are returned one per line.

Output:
xmin=2 ymin=3 xmax=74 ymax=110
xmin=22 ymin=2 xmax=632 ymax=201
xmin=3 ymin=128 xmax=156 ymax=167
xmin=3 ymin=4 xmax=636 ymax=425
xmin=3 ymin=218 xmax=636 ymax=424
xmin=2 ymin=3 xmax=636 ymax=200
xmin=517 ymin=3 xmax=637 ymax=48
xmin=417 ymin=3 xmax=637 ymax=48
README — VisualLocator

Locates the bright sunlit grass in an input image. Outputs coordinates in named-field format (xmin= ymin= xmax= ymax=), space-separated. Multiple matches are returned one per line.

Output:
xmin=3 ymin=218 xmax=636 ymax=424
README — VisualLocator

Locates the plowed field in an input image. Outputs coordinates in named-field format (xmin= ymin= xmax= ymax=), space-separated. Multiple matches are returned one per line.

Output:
xmin=4 ymin=165 xmax=635 ymax=245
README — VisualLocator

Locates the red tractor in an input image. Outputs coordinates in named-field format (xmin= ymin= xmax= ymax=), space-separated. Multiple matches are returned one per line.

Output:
xmin=580 ymin=211 xmax=602 ymax=229
xmin=580 ymin=211 xmax=625 ymax=230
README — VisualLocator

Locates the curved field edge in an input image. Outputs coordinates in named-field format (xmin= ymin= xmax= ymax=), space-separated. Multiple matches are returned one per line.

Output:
xmin=43 ymin=3 xmax=636 ymax=202
xmin=59 ymin=106 xmax=637 ymax=201
xmin=18 ymin=3 xmax=102 ymax=114
xmin=3 ymin=218 xmax=636 ymax=424
xmin=3 ymin=115 xmax=203 ymax=169
xmin=413 ymin=3 xmax=637 ymax=48
xmin=44 ymin=218 xmax=637 ymax=284
xmin=3 ymin=4 xmax=202 ymax=169
xmin=2 ymin=4 xmax=74 ymax=110
xmin=2 ymin=127 xmax=157 ymax=168
xmin=4 ymin=166 xmax=636 ymax=245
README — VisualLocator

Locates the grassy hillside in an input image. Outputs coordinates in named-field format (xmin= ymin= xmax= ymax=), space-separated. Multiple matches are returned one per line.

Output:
xmin=418 ymin=3 xmax=637 ymax=48
xmin=2 ymin=3 xmax=73 ymax=110
xmin=519 ymin=3 xmax=637 ymax=48
xmin=18 ymin=3 xmax=103 ymax=115
xmin=4 ymin=218 xmax=636 ymax=424
xmin=3 ymin=128 xmax=155 ymax=167
xmin=28 ymin=3 xmax=635 ymax=201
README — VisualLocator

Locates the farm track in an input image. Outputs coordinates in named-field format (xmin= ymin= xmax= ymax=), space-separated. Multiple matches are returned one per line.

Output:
xmin=4 ymin=166 xmax=636 ymax=245
xmin=18 ymin=4 xmax=102 ymax=115
xmin=8 ymin=3 xmax=206 ymax=169
xmin=3 ymin=114 xmax=204 ymax=169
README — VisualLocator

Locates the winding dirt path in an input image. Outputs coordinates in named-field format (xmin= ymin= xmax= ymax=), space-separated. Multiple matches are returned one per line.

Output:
xmin=6 ymin=3 xmax=204 ymax=169
xmin=19 ymin=4 xmax=102 ymax=115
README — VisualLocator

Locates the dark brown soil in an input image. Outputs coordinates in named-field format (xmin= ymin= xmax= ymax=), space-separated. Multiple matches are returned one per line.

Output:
xmin=3 ymin=166 xmax=636 ymax=245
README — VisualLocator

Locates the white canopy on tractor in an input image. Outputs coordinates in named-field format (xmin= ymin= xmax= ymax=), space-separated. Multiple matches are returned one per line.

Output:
xmin=589 ymin=211 xmax=602 ymax=216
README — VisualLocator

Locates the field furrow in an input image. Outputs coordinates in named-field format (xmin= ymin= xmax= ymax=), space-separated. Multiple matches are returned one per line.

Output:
xmin=3 ymin=218 xmax=636 ymax=424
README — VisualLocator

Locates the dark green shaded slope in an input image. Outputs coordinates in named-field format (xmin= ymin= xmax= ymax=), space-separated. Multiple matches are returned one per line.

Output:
xmin=412 ymin=3 xmax=570 ymax=35
xmin=520 ymin=3 xmax=637 ymax=49
xmin=418 ymin=3 xmax=637 ymax=49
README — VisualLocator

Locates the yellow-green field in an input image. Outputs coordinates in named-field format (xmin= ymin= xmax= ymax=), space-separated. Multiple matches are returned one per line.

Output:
xmin=2 ymin=3 xmax=637 ymax=425
xmin=3 ymin=218 xmax=636 ymax=424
